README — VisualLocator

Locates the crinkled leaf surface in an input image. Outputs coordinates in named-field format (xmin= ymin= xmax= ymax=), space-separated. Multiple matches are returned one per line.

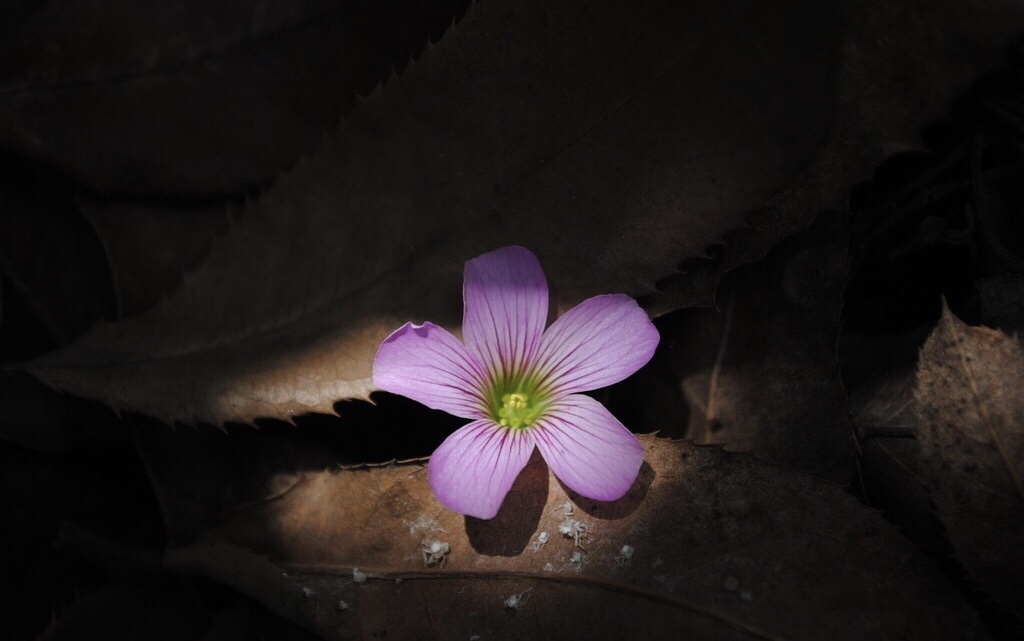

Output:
xmin=165 ymin=437 xmax=988 ymax=640
xmin=24 ymin=0 xmax=1024 ymax=429
xmin=914 ymin=305 xmax=1024 ymax=614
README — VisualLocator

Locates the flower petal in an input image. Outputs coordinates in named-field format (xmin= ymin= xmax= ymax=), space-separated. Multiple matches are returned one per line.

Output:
xmin=534 ymin=294 xmax=659 ymax=396
xmin=462 ymin=246 xmax=548 ymax=383
xmin=532 ymin=394 xmax=644 ymax=501
xmin=428 ymin=419 xmax=535 ymax=519
xmin=373 ymin=322 xmax=489 ymax=419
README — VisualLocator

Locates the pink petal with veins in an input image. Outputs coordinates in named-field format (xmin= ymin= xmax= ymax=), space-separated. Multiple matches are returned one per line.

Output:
xmin=373 ymin=322 xmax=489 ymax=420
xmin=462 ymin=246 xmax=548 ymax=382
xmin=535 ymin=294 xmax=659 ymax=396
xmin=532 ymin=394 xmax=644 ymax=502
xmin=428 ymin=419 xmax=536 ymax=519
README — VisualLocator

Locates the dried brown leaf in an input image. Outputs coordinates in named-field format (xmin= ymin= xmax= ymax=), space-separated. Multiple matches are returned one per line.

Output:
xmin=169 ymin=437 xmax=989 ymax=640
xmin=914 ymin=304 xmax=1024 ymax=613
xmin=847 ymin=355 xmax=938 ymax=551
xmin=25 ymin=0 xmax=840 ymax=426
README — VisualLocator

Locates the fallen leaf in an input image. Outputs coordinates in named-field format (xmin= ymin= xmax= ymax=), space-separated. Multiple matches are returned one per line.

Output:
xmin=0 ymin=434 xmax=165 ymax=639
xmin=914 ymin=304 xmax=1024 ymax=614
xmin=0 ymin=161 xmax=115 ymax=352
xmin=25 ymin=0 xmax=841 ymax=426
xmin=130 ymin=396 xmax=463 ymax=545
xmin=165 ymin=437 xmax=989 ymax=640
xmin=39 ymin=581 xmax=208 ymax=641
xmin=646 ymin=0 xmax=1024 ymax=315
xmin=0 ymin=0 xmax=468 ymax=197
xmin=76 ymin=196 xmax=231 ymax=318
xmin=671 ymin=213 xmax=853 ymax=481
xmin=845 ymin=350 xmax=939 ymax=552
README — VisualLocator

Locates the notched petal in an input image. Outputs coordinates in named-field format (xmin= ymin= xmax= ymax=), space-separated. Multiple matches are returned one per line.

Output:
xmin=373 ymin=321 xmax=488 ymax=419
xmin=428 ymin=420 xmax=536 ymax=519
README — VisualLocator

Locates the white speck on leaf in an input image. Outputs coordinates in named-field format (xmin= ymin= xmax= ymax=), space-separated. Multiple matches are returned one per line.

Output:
xmin=403 ymin=515 xmax=444 ymax=535
xmin=570 ymin=550 xmax=587 ymax=572
xmin=531 ymin=531 xmax=550 ymax=552
xmin=422 ymin=540 xmax=451 ymax=567
xmin=615 ymin=544 xmax=634 ymax=567
xmin=503 ymin=588 xmax=533 ymax=610
xmin=558 ymin=517 xmax=589 ymax=547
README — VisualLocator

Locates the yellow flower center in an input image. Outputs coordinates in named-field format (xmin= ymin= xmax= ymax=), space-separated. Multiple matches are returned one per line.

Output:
xmin=497 ymin=392 xmax=541 ymax=429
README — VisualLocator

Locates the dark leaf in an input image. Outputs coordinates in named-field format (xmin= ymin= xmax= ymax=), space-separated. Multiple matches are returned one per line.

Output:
xmin=0 ymin=0 xmax=469 ymax=198
xmin=914 ymin=304 xmax=1024 ymax=614
xmin=668 ymin=213 xmax=853 ymax=481
xmin=25 ymin=0 xmax=842 ymax=426
xmin=0 ymin=158 xmax=115 ymax=355
xmin=76 ymin=195 xmax=231 ymax=318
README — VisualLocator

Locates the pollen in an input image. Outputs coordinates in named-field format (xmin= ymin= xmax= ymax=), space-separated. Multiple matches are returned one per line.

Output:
xmin=498 ymin=392 xmax=538 ymax=428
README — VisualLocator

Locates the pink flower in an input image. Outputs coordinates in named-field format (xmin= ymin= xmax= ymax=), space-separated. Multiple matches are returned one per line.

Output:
xmin=373 ymin=246 xmax=659 ymax=519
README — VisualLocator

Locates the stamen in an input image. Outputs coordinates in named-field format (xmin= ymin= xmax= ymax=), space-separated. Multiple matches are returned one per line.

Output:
xmin=496 ymin=391 xmax=538 ymax=428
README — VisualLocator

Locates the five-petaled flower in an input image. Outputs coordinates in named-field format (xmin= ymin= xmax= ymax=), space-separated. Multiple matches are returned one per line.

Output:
xmin=373 ymin=246 xmax=659 ymax=519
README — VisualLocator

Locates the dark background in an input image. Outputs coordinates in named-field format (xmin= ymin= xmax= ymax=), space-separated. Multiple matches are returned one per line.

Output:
xmin=2 ymin=1 xmax=1023 ymax=639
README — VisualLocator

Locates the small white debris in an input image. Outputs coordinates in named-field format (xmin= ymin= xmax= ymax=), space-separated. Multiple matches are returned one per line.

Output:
xmin=422 ymin=540 xmax=451 ymax=567
xmin=352 ymin=567 xmax=367 ymax=583
xmin=403 ymin=515 xmax=445 ymax=536
xmin=543 ymin=563 xmax=555 ymax=572
xmin=740 ymin=590 xmax=754 ymax=602
xmin=615 ymin=544 xmax=634 ymax=567
xmin=469 ymin=636 xmax=481 ymax=640
xmin=503 ymin=588 xmax=533 ymax=610
xmin=337 ymin=600 xmax=350 ymax=611
xmin=302 ymin=587 xmax=317 ymax=598
xmin=558 ymin=518 xmax=589 ymax=547
xmin=569 ymin=550 xmax=586 ymax=572
xmin=530 ymin=531 xmax=550 ymax=552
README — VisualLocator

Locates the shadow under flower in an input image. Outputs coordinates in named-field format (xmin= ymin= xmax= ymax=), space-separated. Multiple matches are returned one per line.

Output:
xmin=565 ymin=460 xmax=654 ymax=520
xmin=465 ymin=451 xmax=656 ymax=556
xmin=464 ymin=449 xmax=549 ymax=556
